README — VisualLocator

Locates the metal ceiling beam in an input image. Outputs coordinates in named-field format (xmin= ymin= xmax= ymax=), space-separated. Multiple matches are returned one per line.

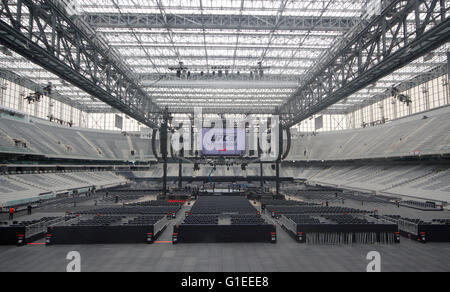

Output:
xmin=0 ymin=0 xmax=161 ymax=128
xmin=140 ymin=77 xmax=301 ymax=87
xmin=84 ymin=106 xmax=279 ymax=115
xmin=279 ymin=0 xmax=450 ymax=128
xmin=61 ymin=91 xmax=292 ymax=96
xmin=158 ymin=101 xmax=283 ymax=105
xmin=155 ymin=0 xmax=182 ymax=63
xmin=103 ymin=30 xmax=343 ymax=40
xmin=110 ymin=43 xmax=330 ymax=52
xmin=2 ymin=55 xmax=442 ymax=69
xmin=78 ymin=3 xmax=366 ymax=14
xmin=164 ymin=106 xmax=278 ymax=115
xmin=84 ymin=107 xmax=119 ymax=113
xmin=121 ymin=54 xmax=318 ymax=63
xmin=131 ymin=64 xmax=312 ymax=71
xmin=344 ymin=64 xmax=449 ymax=112
xmin=6 ymin=64 xmax=441 ymax=87
xmin=82 ymin=13 xmax=360 ymax=32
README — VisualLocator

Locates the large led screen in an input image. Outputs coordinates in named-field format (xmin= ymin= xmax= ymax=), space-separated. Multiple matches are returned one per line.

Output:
xmin=201 ymin=128 xmax=246 ymax=156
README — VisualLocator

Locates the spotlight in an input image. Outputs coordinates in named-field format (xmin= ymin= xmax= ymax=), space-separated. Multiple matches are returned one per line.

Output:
xmin=391 ymin=86 xmax=412 ymax=106
xmin=24 ymin=92 xmax=42 ymax=104
xmin=397 ymin=94 xmax=412 ymax=106
xmin=43 ymin=82 xmax=52 ymax=95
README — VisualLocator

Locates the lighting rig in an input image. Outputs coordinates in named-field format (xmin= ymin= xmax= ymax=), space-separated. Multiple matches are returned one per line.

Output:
xmin=24 ymin=82 xmax=53 ymax=104
xmin=391 ymin=87 xmax=412 ymax=106
xmin=168 ymin=62 xmax=270 ymax=80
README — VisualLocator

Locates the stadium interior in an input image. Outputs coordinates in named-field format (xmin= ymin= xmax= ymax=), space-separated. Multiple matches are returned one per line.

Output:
xmin=0 ymin=0 xmax=449 ymax=273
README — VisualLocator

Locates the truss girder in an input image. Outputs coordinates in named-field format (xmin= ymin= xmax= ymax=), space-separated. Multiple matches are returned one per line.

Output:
xmin=279 ymin=0 xmax=450 ymax=128
xmin=82 ymin=13 xmax=359 ymax=32
xmin=0 ymin=0 xmax=161 ymax=128
xmin=344 ymin=64 xmax=448 ymax=112
xmin=165 ymin=106 xmax=277 ymax=115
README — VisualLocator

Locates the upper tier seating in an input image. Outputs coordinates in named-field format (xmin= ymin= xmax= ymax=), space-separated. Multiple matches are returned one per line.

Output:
xmin=385 ymin=168 xmax=450 ymax=202
xmin=286 ymin=106 xmax=450 ymax=161
xmin=0 ymin=115 xmax=155 ymax=161
xmin=281 ymin=163 xmax=450 ymax=203
xmin=0 ymin=171 xmax=127 ymax=207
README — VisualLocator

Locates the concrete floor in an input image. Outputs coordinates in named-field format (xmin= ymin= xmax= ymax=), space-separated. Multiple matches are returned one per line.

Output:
xmin=0 ymin=227 xmax=448 ymax=272
xmin=0 ymin=194 xmax=449 ymax=272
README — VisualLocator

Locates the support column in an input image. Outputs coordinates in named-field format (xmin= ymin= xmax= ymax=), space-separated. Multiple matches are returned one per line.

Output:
xmin=162 ymin=162 xmax=167 ymax=197
xmin=178 ymin=158 xmax=182 ymax=189
xmin=276 ymin=161 xmax=280 ymax=196
xmin=276 ymin=118 xmax=283 ymax=197
xmin=258 ymin=127 xmax=264 ymax=188
xmin=0 ymin=79 xmax=5 ymax=106
xmin=160 ymin=108 xmax=169 ymax=198
xmin=260 ymin=161 xmax=264 ymax=187
xmin=189 ymin=116 xmax=194 ymax=157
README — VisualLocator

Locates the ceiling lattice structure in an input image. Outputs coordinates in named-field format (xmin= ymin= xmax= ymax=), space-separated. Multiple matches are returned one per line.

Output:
xmin=0 ymin=0 xmax=448 ymax=119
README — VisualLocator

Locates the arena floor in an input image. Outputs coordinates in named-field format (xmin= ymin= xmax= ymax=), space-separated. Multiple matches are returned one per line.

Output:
xmin=0 ymin=195 xmax=449 ymax=272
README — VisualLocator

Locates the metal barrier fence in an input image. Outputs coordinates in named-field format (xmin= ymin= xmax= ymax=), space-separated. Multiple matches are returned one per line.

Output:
xmin=153 ymin=216 xmax=169 ymax=237
xmin=305 ymin=232 xmax=395 ymax=245
xmin=278 ymin=214 xmax=297 ymax=235
xmin=279 ymin=213 xmax=398 ymax=245
xmin=379 ymin=215 xmax=418 ymax=236
xmin=25 ymin=216 xmax=68 ymax=239
xmin=397 ymin=219 xmax=419 ymax=236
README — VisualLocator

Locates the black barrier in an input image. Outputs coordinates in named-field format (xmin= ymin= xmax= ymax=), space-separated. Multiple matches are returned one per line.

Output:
xmin=0 ymin=226 xmax=25 ymax=245
xmin=190 ymin=196 xmax=257 ymax=214
xmin=416 ymin=225 xmax=450 ymax=243
xmin=173 ymin=224 xmax=276 ymax=243
xmin=0 ymin=216 xmax=67 ymax=246
xmin=384 ymin=215 xmax=450 ymax=243
xmin=46 ymin=225 xmax=158 ymax=245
